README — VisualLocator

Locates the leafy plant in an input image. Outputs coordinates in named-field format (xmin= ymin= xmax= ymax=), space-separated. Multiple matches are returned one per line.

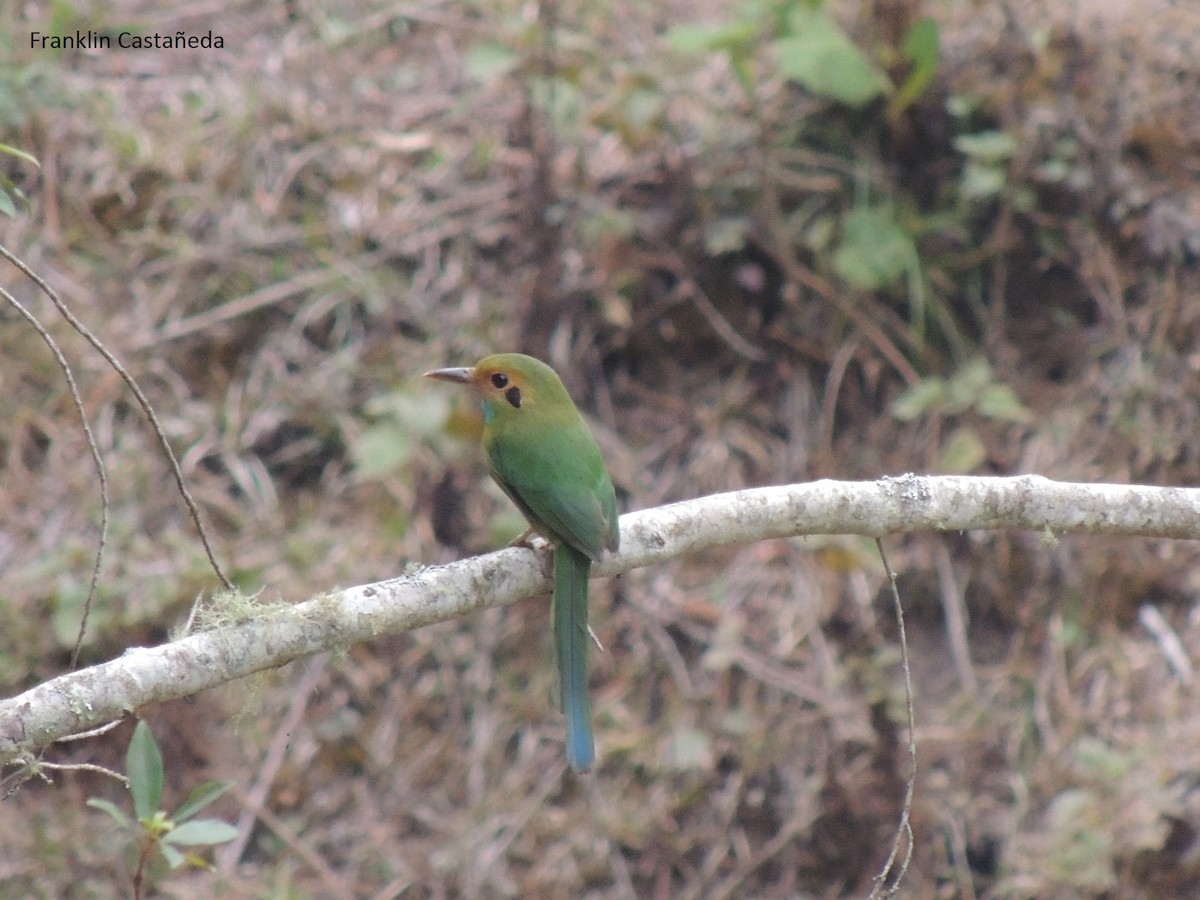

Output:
xmin=88 ymin=721 xmax=237 ymax=899
xmin=954 ymin=128 xmax=1020 ymax=203
xmin=888 ymin=16 xmax=940 ymax=119
xmin=668 ymin=0 xmax=939 ymax=112
xmin=891 ymin=358 xmax=1032 ymax=471
xmin=832 ymin=200 xmax=918 ymax=291
xmin=665 ymin=0 xmax=952 ymax=354
xmin=773 ymin=2 xmax=891 ymax=108
xmin=891 ymin=357 xmax=1031 ymax=425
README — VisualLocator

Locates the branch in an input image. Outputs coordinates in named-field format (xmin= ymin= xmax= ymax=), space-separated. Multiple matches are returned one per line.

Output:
xmin=4 ymin=475 xmax=1199 ymax=766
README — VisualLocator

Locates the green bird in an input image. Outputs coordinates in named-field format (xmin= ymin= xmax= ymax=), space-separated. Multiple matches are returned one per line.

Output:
xmin=425 ymin=353 xmax=620 ymax=772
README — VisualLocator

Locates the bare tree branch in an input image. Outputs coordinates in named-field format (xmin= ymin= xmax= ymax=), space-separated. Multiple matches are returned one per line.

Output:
xmin=3 ymin=474 xmax=1199 ymax=767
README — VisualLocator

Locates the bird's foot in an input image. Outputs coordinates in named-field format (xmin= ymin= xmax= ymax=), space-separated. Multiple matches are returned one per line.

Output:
xmin=509 ymin=527 xmax=550 ymax=551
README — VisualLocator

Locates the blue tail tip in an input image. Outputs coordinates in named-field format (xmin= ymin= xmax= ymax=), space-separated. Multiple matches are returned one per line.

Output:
xmin=568 ymin=736 xmax=595 ymax=773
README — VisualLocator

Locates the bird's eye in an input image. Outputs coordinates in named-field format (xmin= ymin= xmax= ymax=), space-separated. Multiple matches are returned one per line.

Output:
xmin=490 ymin=373 xmax=509 ymax=389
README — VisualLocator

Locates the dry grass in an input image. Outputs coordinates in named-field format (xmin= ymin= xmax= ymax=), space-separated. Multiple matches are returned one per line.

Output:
xmin=3 ymin=0 xmax=1200 ymax=896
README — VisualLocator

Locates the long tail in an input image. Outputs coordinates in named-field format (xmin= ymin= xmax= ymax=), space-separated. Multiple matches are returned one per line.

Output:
xmin=554 ymin=543 xmax=594 ymax=772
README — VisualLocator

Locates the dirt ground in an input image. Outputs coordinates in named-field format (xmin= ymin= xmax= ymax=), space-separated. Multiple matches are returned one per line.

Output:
xmin=3 ymin=0 xmax=1200 ymax=896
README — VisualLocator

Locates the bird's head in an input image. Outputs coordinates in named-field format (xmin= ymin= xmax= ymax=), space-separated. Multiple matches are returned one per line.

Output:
xmin=424 ymin=353 xmax=573 ymax=426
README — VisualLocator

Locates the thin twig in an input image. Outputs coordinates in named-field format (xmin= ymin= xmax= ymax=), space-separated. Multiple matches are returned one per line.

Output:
xmin=137 ymin=264 xmax=345 ymax=347
xmin=0 ymin=283 xmax=108 ymax=670
xmin=233 ymin=794 xmax=356 ymax=900
xmin=652 ymin=249 xmax=770 ymax=362
xmin=55 ymin=719 xmax=124 ymax=741
xmin=681 ymin=277 xmax=770 ymax=362
xmin=0 ymin=242 xmax=234 ymax=591
xmin=934 ymin=541 xmax=978 ymax=693
xmin=708 ymin=811 xmax=817 ymax=900
xmin=1138 ymin=604 xmax=1193 ymax=682
xmin=869 ymin=537 xmax=916 ymax=898
xmin=38 ymin=761 xmax=128 ymax=786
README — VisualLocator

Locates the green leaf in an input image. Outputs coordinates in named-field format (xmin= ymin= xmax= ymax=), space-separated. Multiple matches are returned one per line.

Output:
xmin=623 ymin=87 xmax=664 ymax=132
xmin=774 ymin=8 xmax=890 ymax=107
xmin=465 ymin=42 xmax=519 ymax=81
xmin=127 ymin=720 xmax=164 ymax=821
xmin=976 ymin=384 xmax=1033 ymax=423
xmin=938 ymin=427 xmax=986 ymax=473
xmin=353 ymin=422 xmax=413 ymax=477
xmin=703 ymin=216 xmax=751 ymax=255
xmin=666 ymin=21 xmax=757 ymax=55
xmin=834 ymin=204 xmax=916 ymax=290
xmin=954 ymin=130 xmax=1017 ymax=163
xmin=356 ymin=391 xmax=448 ymax=477
xmin=946 ymin=357 xmax=993 ymax=409
xmin=162 ymin=819 xmax=240 ymax=847
xmin=86 ymin=798 xmax=133 ymax=829
xmin=173 ymin=780 xmax=233 ymax=823
xmin=159 ymin=842 xmax=188 ymax=870
xmin=959 ymin=161 xmax=1007 ymax=200
xmin=890 ymin=377 xmax=947 ymax=421
xmin=893 ymin=360 xmax=1031 ymax=425
xmin=889 ymin=17 xmax=939 ymax=116
xmin=1072 ymin=737 xmax=1131 ymax=781
xmin=0 ymin=189 xmax=16 ymax=219
xmin=0 ymin=143 xmax=40 ymax=167
xmin=1042 ymin=790 xmax=1116 ymax=889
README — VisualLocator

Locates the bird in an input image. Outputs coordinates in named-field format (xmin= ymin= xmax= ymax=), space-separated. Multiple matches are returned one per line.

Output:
xmin=425 ymin=353 xmax=620 ymax=772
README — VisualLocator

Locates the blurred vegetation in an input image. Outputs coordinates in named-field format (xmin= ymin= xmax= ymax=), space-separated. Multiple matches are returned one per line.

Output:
xmin=3 ymin=0 xmax=1200 ymax=896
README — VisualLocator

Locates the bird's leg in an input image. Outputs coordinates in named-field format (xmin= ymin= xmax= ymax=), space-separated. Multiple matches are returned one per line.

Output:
xmin=509 ymin=525 xmax=536 ymax=546
xmin=509 ymin=527 xmax=551 ymax=551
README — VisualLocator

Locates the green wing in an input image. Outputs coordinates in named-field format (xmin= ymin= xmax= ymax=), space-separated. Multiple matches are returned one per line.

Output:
xmin=485 ymin=419 xmax=618 ymax=560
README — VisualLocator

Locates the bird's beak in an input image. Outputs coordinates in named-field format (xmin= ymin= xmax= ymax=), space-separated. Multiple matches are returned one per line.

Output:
xmin=423 ymin=366 xmax=474 ymax=384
